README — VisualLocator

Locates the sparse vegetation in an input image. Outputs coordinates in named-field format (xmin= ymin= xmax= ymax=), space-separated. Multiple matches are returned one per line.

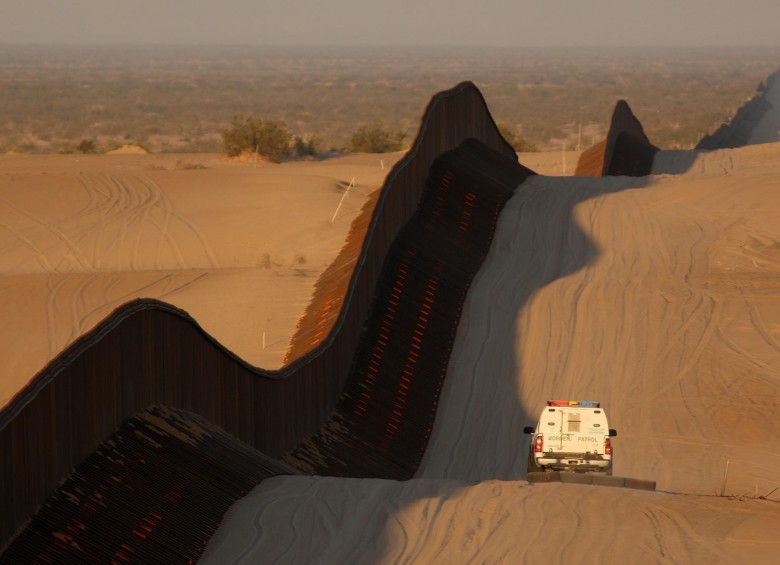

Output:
xmin=222 ymin=116 xmax=292 ymax=162
xmin=175 ymin=159 xmax=208 ymax=170
xmin=76 ymin=139 xmax=99 ymax=154
xmin=497 ymin=124 xmax=538 ymax=152
xmin=293 ymin=136 xmax=318 ymax=158
xmin=1 ymin=45 xmax=779 ymax=153
xmin=59 ymin=139 xmax=100 ymax=154
xmin=348 ymin=122 xmax=405 ymax=153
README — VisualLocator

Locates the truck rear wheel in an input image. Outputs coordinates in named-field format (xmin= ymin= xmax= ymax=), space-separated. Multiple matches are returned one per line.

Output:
xmin=527 ymin=453 xmax=542 ymax=474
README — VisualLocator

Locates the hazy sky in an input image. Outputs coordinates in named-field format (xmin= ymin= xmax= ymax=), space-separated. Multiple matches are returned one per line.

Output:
xmin=2 ymin=0 xmax=780 ymax=47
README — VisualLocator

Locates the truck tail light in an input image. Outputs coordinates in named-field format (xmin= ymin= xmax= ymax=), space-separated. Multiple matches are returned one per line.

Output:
xmin=604 ymin=437 xmax=612 ymax=456
xmin=534 ymin=435 xmax=543 ymax=453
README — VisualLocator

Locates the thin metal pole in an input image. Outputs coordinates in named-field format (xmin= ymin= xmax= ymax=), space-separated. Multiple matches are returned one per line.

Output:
xmin=331 ymin=177 xmax=355 ymax=223
xmin=562 ymin=143 xmax=566 ymax=175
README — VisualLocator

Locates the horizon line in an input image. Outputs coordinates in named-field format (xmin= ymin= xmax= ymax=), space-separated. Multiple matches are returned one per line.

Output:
xmin=1 ymin=42 xmax=780 ymax=50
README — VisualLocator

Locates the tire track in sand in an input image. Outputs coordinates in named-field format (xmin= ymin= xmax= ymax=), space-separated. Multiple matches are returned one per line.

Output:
xmin=73 ymin=272 xmax=210 ymax=336
xmin=0 ymin=218 xmax=55 ymax=272
xmin=45 ymin=275 xmax=71 ymax=356
xmin=642 ymin=503 xmax=733 ymax=563
xmin=137 ymin=174 xmax=219 ymax=269
xmin=110 ymin=174 xmax=185 ymax=270
xmin=0 ymin=191 xmax=92 ymax=271
xmin=44 ymin=270 xmax=210 ymax=360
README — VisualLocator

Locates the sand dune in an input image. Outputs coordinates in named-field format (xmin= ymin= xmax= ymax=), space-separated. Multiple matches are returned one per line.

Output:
xmin=421 ymin=141 xmax=780 ymax=494
xmin=0 ymin=152 xmax=401 ymax=409
xmin=203 ymin=476 xmax=778 ymax=564
xmin=204 ymin=141 xmax=780 ymax=563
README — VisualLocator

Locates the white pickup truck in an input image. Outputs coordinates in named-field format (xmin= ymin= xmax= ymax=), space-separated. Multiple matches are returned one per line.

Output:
xmin=524 ymin=400 xmax=617 ymax=474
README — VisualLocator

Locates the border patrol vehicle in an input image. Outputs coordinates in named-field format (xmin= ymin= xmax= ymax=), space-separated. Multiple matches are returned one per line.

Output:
xmin=524 ymin=400 xmax=617 ymax=474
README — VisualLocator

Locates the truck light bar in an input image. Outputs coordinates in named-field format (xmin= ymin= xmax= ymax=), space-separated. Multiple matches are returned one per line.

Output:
xmin=547 ymin=400 xmax=600 ymax=407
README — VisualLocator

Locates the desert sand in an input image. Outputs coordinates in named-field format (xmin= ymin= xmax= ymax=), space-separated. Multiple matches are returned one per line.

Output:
xmin=0 ymin=151 xmax=402 ymax=409
xmin=202 ymin=138 xmax=780 ymax=563
xmin=518 ymin=149 xmax=581 ymax=176
xmin=203 ymin=476 xmax=778 ymax=563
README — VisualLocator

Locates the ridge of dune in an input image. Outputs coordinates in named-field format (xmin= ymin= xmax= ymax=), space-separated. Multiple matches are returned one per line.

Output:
xmin=105 ymin=144 xmax=149 ymax=154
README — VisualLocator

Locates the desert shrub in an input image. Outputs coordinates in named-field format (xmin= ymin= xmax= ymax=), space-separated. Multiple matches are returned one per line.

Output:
xmin=222 ymin=115 xmax=292 ymax=162
xmin=76 ymin=138 xmax=100 ymax=154
xmin=497 ymin=124 xmax=538 ymax=152
xmin=175 ymin=159 xmax=208 ymax=170
xmin=293 ymin=135 xmax=318 ymax=158
xmin=347 ymin=122 xmax=405 ymax=153
xmin=57 ymin=139 xmax=99 ymax=154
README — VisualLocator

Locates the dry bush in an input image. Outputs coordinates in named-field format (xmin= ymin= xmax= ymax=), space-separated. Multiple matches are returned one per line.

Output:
xmin=347 ymin=122 xmax=405 ymax=153
xmin=175 ymin=159 xmax=208 ymax=170
xmin=498 ymin=123 xmax=538 ymax=152
xmin=222 ymin=116 xmax=292 ymax=162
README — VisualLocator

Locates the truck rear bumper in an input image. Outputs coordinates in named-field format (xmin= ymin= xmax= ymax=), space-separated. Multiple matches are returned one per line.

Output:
xmin=536 ymin=454 xmax=610 ymax=470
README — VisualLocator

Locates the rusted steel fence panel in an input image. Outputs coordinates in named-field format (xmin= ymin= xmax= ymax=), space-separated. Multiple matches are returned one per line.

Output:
xmin=573 ymin=139 xmax=607 ymax=177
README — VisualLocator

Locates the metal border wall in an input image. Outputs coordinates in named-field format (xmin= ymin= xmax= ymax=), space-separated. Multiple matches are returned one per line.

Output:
xmin=1 ymin=406 xmax=298 ymax=563
xmin=574 ymin=100 xmax=658 ymax=177
xmin=286 ymin=140 xmax=532 ymax=479
xmin=696 ymin=69 xmax=780 ymax=150
xmin=0 ymin=82 xmax=518 ymax=547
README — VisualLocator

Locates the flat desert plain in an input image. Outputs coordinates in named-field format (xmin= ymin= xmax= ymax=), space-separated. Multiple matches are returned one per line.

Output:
xmin=203 ymin=142 xmax=780 ymax=564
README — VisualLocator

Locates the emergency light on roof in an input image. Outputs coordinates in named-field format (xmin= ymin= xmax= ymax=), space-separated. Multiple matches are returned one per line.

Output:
xmin=547 ymin=400 xmax=600 ymax=407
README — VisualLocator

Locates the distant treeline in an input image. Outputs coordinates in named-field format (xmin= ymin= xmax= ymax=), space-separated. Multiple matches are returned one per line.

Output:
xmin=1 ymin=45 xmax=779 ymax=154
